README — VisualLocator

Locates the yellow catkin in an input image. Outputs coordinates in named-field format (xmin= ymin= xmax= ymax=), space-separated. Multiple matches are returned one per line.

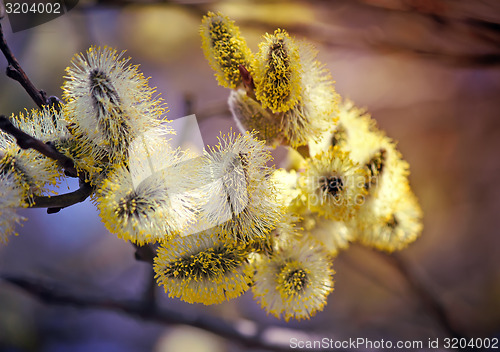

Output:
xmin=62 ymin=46 xmax=165 ymax=185
xmin=198 ymin=131 xmax=284 ymax=243
xmin=252 ymin=237 xmax=334 ymax=321
xmin=0 ymin=171 xmax=28 ymax=243
xmin=254 ymin=29 xmax=302 ymax=113
xmin=300 ymin=146 xmax=368 ymax=221
xmin=154 ymin=232 xmax=253 ymax=304
xmin=200 ymin=12 xmax=254 ymax=89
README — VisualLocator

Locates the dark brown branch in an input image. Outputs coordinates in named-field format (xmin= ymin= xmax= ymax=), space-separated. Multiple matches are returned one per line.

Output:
xmin=0 ymin=115 xmax=78 ymax=177
xmin=30 ymin=182 xmax=93 ymax=213
xmin=0 ymin=26 xmax=90 ymax=209
xmin=133 ymin=243 xmax=156 ymax=264
xmin=0 ymin=23 xmax=49 ymax=108
xmin=135 ymin=246 xmax=159 ymax=312
xmin=142 ymin=266 xmax=157 ymax=313
xmin=1 ymin=275 xmax=337 ymax=352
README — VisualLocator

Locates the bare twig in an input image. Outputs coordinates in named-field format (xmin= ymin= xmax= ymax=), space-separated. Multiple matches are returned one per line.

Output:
xmin=31 ymin=182 xmax=93 ymax=213
xmin=0 ymin=115 xmax=95 ymax=210
xmin=0 ymin=26 xmax=92 ymax=210
xmin=0 ymin=275 xmax=336 ymax=352
xmin=0 ymin=23 xmax=50 ymax=108
xmin=133 ymin=243 xmax=156 ymax=264
xmin=0 ymin=115 xmax=78 ymax=177
xmin=142 ymin=266 xmax=157 ymax=312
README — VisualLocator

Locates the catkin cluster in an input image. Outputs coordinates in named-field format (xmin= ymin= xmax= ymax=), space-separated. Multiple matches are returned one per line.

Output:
xmin=200 ymin=12 xmax=423 ymax=320
xmin=0 ymin=11 xmax=422 ymax=322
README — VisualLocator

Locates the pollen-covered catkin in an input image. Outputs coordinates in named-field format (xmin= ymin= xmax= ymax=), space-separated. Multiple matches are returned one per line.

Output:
xmin=200 ymin=12 xmax=254 ymax=89
xmin=197 ymin=131 xmax=284 ymax=243
xmin=300 ymin=146 xmax=367 ymax=221
xmin=154 ymin=231 xmax=253 ymax=304
xmin=280 ymin=43 xmax=338 ymax=148
xmin=307 ymin=100 xmax=423 ymax=251
xmin=96 ymin=132 xmax=200 ymax=244
xmin=0 ymin=171 xmax=28 ymax=243
xmin=253 ymin=29 xmax=302 ymax=113
xmin=62 ymin=46 xmax=166 ymax=184
xmin=252 ymin=237 xmax=334 ymax=321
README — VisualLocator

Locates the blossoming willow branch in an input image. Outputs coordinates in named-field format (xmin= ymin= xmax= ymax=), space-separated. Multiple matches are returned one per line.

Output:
xmin=0 ymin=12 xmax=422 ymax=321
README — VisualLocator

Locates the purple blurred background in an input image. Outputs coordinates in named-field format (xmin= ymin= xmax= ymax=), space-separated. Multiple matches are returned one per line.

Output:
xmin=1 ymin=1 xmax=499 ymax=351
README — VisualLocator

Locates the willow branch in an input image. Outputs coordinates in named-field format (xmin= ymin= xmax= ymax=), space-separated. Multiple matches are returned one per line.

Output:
xmin=142 ymin=266 xmax=157 ymax=312
xmin=0 ymin=115 xmax=94 ymax=211
xmin=0 ymin=275 xmax=337 ymax=352
xmin=133 ymin=243 xmax=156 ymax=264
xmin=31 ymin=183 xmax=93 ymax=213
xmin=0 ymin=23 xmax=49 ymax=108
xmin=0 ymin=115 xmax=78 ymax=176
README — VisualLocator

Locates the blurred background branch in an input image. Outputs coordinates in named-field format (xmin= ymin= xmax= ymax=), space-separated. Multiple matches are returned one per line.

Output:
xmin=1 ymin=275 xmax=345 ymax=352
xmin=74 ymin=0 xmax=500 ymax=67
xmin=379 ymin=251 xmax=466 ymax=340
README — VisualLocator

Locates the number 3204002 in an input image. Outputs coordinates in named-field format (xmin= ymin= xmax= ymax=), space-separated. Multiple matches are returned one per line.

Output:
xmin=443 ymin=337 xmax=498 ymax=349
xmin=5 ymin=2 xmax=61 ymax=14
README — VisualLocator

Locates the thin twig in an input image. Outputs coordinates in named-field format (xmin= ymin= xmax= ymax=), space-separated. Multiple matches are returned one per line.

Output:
xmin=0 ymin=115 xmax=78 ymax=177
xmin=0 ymin=23 xmax=49 ymax=108
xmin=142 ymin=266 xmax=157 ymax=313
xmin=1 ymin=275 xmax=335 ymax=352
xmin=0 ymin=114 xmax=95 ymax=210
xmin=30 ymin=182 xmax=93 ymax=213
xmin=0 ymin=27 xmax=91 ymax=210
xmin=133 ymin=243 xmax=156 ymax=264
